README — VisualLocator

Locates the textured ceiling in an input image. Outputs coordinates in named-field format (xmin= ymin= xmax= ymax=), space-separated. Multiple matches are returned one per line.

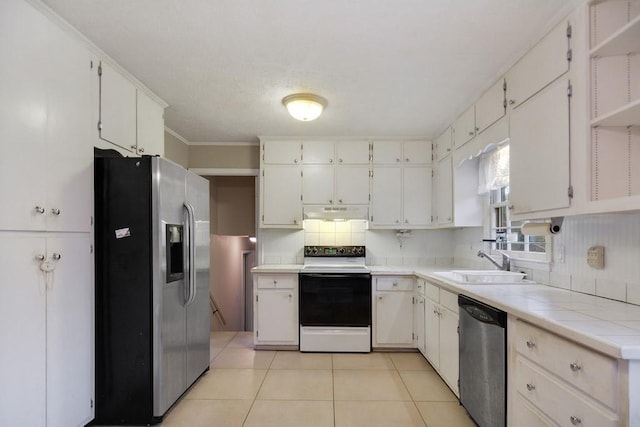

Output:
xmin=41 ymin=0 xmax=583 ymax=143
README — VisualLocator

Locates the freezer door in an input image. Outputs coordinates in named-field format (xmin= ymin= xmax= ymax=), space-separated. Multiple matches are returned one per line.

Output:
xmin=185 ymin=171 xmax=211 ymax=386
xmin=153 ymin=158 xmax=187 ymax=416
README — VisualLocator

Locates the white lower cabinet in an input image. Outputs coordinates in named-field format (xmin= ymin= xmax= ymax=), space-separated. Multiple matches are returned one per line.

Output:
xmin=253 ymin=274 xmax=299 ymax=346
xmin=0 ymin=233 xmax=93 ymax=427
xmin=414 ymin=293 xmax=426 ymax=355
xmin=509 ymin=319 xmax=619 ymax=426
xmin=373 ymin=276 xmax=414 ymax=347
xmin=423 ymin=281 xmax=459 ymax=396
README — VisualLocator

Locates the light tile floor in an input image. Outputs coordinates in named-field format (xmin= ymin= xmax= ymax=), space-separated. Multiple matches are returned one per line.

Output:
xmin=159 ymin=331 xmax=475 ymax=427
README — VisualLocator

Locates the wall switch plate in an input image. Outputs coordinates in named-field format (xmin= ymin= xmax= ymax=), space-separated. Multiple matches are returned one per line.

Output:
xmin=587 ymin=246 xmax=605 ymax=269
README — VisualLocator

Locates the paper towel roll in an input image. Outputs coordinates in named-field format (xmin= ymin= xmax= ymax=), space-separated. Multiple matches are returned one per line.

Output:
xmin=521 ymin=222 xmax=560 ymax=236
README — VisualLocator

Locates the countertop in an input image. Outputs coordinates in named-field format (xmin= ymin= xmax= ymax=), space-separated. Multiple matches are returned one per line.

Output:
xmin=252 ymin=264 xmax=640 ymax=360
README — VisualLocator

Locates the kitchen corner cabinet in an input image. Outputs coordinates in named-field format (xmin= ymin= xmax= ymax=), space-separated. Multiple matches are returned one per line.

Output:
xmin=589 ymin=0 xmax=640 ymax=208
xmin=434 ymin=127 xmax=452 ymax=161
xmin=453 ymin=79 xmax=506 ymax=150
xmin=0 ymin=233 xmax=93 ymax=427
xmin=423 ymin=281 xmax=459 ymax=396
xmin=433 ymin=154 xmax=482 ymax=228
xmin=373 ymin=276 xmax=414 ymax=348
xmin=453 ymin=105 xmax=476 ymax=148
xmin=98 ymin=62 xmax=165 ymax=156
xmin=253 ymin=274 xmax=298 ymax=346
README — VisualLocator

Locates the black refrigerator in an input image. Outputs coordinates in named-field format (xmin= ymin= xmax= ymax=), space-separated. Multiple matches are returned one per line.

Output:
xmin=94 ymin=154 xmax=210 ymax=425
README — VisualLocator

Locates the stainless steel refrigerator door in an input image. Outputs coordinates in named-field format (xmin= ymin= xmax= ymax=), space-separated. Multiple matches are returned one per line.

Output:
xmin=153 ymin=158 xmax=188 ymax=416
xmin=185 ymin=171 xmax=211 ymax=387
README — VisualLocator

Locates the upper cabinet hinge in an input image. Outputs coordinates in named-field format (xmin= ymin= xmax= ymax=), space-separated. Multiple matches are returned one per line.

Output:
xmin=503 ymin=79 xmax=507 ymax=91
xmin=261 ymin=170 xmax=264 ymax=177
xmin=567 ymin=49 xmax=573 ymax=62
xmin=566 ymin=23 xmax=572 ymax=39
xmin=568 ymin=185 xmax=574 ymax=199
xmin=368 ymin=194 xmax=371 ymax=201
xmin=567 ymin=82 xmax=573 ymax=98
xmin=97 ymin=121 xmax=103 ymax=131
xmin=90 ymin=60 xmax=93 ymax=69
xmin=97 ymin=64 xmax=102 ymax=76
xmin=431 ymin=170 xmax=435 ymax=178
xmin=261 ymin=214 xmax=264 ymax=221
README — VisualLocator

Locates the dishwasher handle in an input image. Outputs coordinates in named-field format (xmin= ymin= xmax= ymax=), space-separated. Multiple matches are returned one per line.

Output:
xmin=458 ymin=295 xmax=506 ymax=328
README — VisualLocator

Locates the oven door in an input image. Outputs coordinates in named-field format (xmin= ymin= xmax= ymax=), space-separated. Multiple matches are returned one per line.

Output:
xmin=299 ymin=273 xmax=371 ymax=327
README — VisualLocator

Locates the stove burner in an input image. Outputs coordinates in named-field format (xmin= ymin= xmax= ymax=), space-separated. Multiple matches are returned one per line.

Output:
xmin=304 ymin=245 xmax=365 ymax=257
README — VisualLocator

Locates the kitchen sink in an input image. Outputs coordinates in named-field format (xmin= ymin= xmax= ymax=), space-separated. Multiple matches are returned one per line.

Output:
xmin=435 ymin=270 xmax=527 ymax=284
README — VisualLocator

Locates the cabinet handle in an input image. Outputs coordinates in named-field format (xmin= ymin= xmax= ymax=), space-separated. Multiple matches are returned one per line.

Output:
xmin=378 ymin=296 xmax=383 ymax=301
xmin=338 ymin=199 xmax=343 ymax=204
xmin=392 ymin=282 xmax=398 ymax=286
xmin=569 ymin=362 xmax=582 ymax=372
xmin=130 ymin=145 xmax=137 ymax=150
xmin=338 ymin=158 xmax=343 ymax=163
xmin=51 ymin=208 xmax=61 ymax=215
xmin=329 ymin=199 xmax=333 ymax=204
xmin=34 ymin=206 xmax=45 ymax=214
xmin=52 ymin=253 xmax=61 ymax=261
xmin=396 ymin=158 xmax=400 ymax=162
xmin=273 ymin=280 xmax=277 ymax=285
xmin=35 ymin=254 xmax=45 ymax=261
xmin=293 ymin=219 xmax=298 ymax=224
xmin=405 ymin=158 xmax=410 ymax=162
xmin=329 ymin=158 xmax=333 ymax=163
xmin=468 ymin=131 xmax=474 ymax=136
xmin=288 ymin=294 xmax=292 ymax=298
xmin=570 ymin=415 xmax=582 ymax=425
xmin=509 ymin=99 xmax=516 ymax=105
xmin=404 ymin=219 xmax=408 ymax=223
xmin=526 ymin=383 xmax=535 ymax=391
xmin=138 ymin=147 xmax=144 ymax=153
xmin=526 ymin=340 xmax=536 ymax=349
xmin=433 ymin=309 xmax=438 ymax=315
xmin=508 ymin=205 xmax=514 ymax=211
xmin=419 ymin=300 xmax=424 ymax=305
xmin=396 ymin=219 xmax=400 ymax=223
xmin=294 ymin=159 xmax=298 ymax=163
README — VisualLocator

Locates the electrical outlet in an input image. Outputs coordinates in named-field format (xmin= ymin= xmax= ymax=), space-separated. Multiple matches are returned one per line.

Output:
xmin=587 ymin=246 xmax=605 ymax=269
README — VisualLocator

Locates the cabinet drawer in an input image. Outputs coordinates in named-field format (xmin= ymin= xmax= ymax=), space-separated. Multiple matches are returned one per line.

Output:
xmin=515 ymin=357 xmax=617 ymax=427
xmin=439 ymin=289 xmax=458 ymax=314
xmin=515 ymin=320 xmax=618 ymax=410
xmin=512 ymin=394 xmax=554 ymax=427
xmin=376 ymin=277 xmax=414 ymax=291
xmin=425 ymin=282 xmax=440 ymax=302
xmin=257 ymin=274 xmax=297 ymax=289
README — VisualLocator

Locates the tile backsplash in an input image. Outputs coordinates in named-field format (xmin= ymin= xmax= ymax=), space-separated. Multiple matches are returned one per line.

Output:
xmin=303 ymin=219 xmax=367 ymax=246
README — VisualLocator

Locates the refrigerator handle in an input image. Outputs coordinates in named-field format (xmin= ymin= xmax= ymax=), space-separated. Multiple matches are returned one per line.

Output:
xmin=184 ymin=202 xmax=197 ymax=306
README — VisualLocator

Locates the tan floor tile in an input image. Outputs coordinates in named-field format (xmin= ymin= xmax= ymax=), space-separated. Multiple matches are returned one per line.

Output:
xmin=399 ymin=371 xmax=458 ymax=402
xmin=270 ymin=351 xmax=333 ymax=370
xmin=415 ymin=401 xmax=475 ymax=427
xmin=243 ymin=400 xmax=334 ymax=427
xmin=257 ymin=370 xmax=333 ymax=400
xmin=227 ymin=331 xmax=254 ymax=349
xmin=211 ymin=347 xmax=275 ymax=369
xmin=334 ymin=370 xmax=411 ymax=401
xmin=185 ymin=369 xmax=267 ymax=400
xmin=334 ymin=401 xmax=425 ymax=427
xmin=210 ymin=331 xmax=236 ymax=347
xmin=161 ymin=399 xmax=251 ymax=427
xmin=332 ymin=352 xmax=394 ymax=370
xmin=209 ymin=344 xmax=225 ymax=362
xmin=389 ymin=352 xmax=434 ymax=371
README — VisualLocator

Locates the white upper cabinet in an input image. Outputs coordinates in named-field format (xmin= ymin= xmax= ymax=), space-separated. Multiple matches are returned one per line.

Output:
xmin=262 ymin=165 xmax=302 ymax=227
xmin=0 ymin=0 xmax=92 ymax=233
xmin=475 ymin=79 xmax=506 ymax=134
xmin=136 ymin=90 xmax=165 ymax=156
xmin=371 ymin=167 xmax=403 ymax=225
xmin=453 ymin=105 xmax=476 ymax=148
xmin=510 ymin=77 xmax=571 ymax=215
xmin=263 ymin=140 xmax=302 ymax=164
xmin=434 ymin=127 xmax=452 ymax=161
xmin=336 ymin=140 xmax=370 ymax=164
xmin=506 ymin=19 xmax=571 ymax=109
xmin=303 ymin=140 xmax=334 ymax=164
xmin=403 ymin=140 xmax=431 ymax=164
xmin=403 ymin=167 xmax=432 ymax=227
xmin=372 ymin=140 xmax=403 ymax=164
xmin=302 ymin=165 xmax=334 ymax=205
xmin=434 ymin=156 xmax=453 ymax=226
xmin=98 ymin=62 xmax=137 ymax=152
xmin=335 ymin=166 xmax=370 ymax=205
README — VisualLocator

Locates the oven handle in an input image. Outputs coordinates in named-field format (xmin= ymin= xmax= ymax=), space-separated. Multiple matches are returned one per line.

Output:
xmin=300 ymin=273 xmax=371 ymax=279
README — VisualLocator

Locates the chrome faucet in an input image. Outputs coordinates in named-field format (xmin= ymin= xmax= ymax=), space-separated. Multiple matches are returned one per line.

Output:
xmin=477 ymin=250 xmax=511 ymax=271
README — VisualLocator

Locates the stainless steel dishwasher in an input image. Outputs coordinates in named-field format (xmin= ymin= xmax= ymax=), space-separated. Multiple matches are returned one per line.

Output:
xmin=458 ymin=294 xmax=507 ymax=427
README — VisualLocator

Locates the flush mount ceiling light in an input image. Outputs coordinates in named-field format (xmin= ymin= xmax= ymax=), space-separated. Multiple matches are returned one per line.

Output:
xmin=282 ymin=93 xmax=327 ymax=121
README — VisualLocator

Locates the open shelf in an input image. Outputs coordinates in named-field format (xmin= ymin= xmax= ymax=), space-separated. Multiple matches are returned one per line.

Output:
xmin=591 ymin=98 xmax=640 ymax=127
xmin=591 ymin=13 xmax=640 ymax=57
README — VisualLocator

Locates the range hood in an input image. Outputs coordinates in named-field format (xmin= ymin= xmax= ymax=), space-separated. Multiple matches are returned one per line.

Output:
xmin=303 ymin=206 xmax=369 ymax=221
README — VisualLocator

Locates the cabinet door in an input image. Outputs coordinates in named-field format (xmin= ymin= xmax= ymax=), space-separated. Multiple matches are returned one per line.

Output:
xmin=264 ymin=140 xmax=302 ymax=164
xmin=372 ymin=141 xmax=403 ymax=164
xmin=403 ymin=167 xmax=432 ymax=226
xmin=0 ymin=233 xmax=47 ymax=426
xmin=137 ymin=90 xmax=165 ymax=156
xmin=303 ymin=140 xmax=334 ymax=164
xmin=453 ymin=105 xmax=476 ymax=148
xmin=336 ymin=140 xmax=370 ymax=164
xmin=510 ymin=78 xmax=570 ymax=215
xmin=46 ymin=22 xmax=93 ymax=233
xmin=424 ymin=298 xmax=440 ymax=368
xmin=403 ymin=140 xmax=431 ymax=164
xmin=371 ymin=167 xmax=402 ymax=225
xmin=256 ymin=290 xmax=297 ymax=343
xmin=415 ymin=295 xmax=426 ymax=355
xmin=0 ymin=0 xmax=48 ymax=232
xmin=435 ymin=157 xmax=453 ymax=225
xmin=99 ymin=62 xmax=137 ymax=152
xmin=335 ymin=166 xmax=370 ymax=205
xmin=302 ymin=165 xmax=334 ymax=204
xmin=434 ymin=128 xmax=452 ymax=161
xmin=262 ymin=166 xmax=302 ymax=226
xmin=439 ymin=307 xmax=459 ymax=396
xmin=507 ymin=20 xmax=570 ymax=109
xmin=375 ymin=292 xmax=413 ymax=345
xmin=476 ymin=79 xmax=506 ymax=134
xmin=46 ymin=235 xmax=93 ymax=427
